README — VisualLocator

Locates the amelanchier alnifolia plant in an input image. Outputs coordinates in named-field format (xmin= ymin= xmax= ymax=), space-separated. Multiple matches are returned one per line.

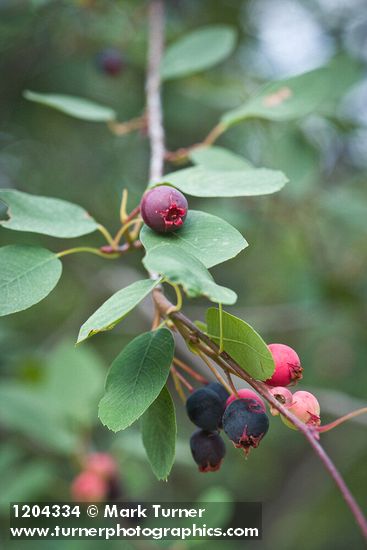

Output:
xmin=1 ymin=0 xmax=366 ymax=539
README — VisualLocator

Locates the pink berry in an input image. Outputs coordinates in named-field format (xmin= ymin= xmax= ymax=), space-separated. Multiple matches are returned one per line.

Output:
xmin=70 ymin=471 xmax=107 ymax=502
xmin=265 ymin=343 xmax=303 ymax=387
xmin=282 ymin=391 xmax=321 ymax=429
xmin=140 ymin=185 xmax=188 ymax=233
xmin=268 ymin=387 xmax=293 ymax=416
xmin=226 ymin=389 xmax=266 ymax=412
xmin=85 ymin=453 xmax=118 ymax=479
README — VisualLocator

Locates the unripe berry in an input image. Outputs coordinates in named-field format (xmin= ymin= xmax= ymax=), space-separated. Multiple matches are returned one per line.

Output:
xmin=281 ymin=391 xmax=321 ymax=429
xmin=140 ymin=185 xmax=188 ymax=233
xmin=190 ymin=430 xmax=226 ymax=472
xmin=268 ymin=387 xmax=293 ymax=416
xmin=85 ymin=453 xmax=118 ymax=479
xmin=206 ymin=381 xmax=230 ymax=407
xmin=186 ymin=387 xmax=225 ymax=431
xmin=226 ymin=389 xmax=266 ymax=412
xmin=222 ymin=398 xmax=269 ymax=453
xmin=96 ymin=48 xmax=125 ymax=76
xmin=70 ymin=471 xmax=107 ymax=502
xmin=265 ymin=343 xmax=303 ymax=387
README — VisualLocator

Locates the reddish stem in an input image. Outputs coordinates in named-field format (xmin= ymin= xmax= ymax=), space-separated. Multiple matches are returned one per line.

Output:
xmin=318 ymin=407 xmax=367 ymax=434
xmin=124 ymin=205 xmax=141 ymax=224
xmin=173 ymin=357 xmax=208 ymax=384
xmin=171 ymin=366 xmax=193 ymax=392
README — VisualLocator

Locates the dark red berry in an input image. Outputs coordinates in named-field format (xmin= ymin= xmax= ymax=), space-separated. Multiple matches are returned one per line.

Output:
xmin=140 ymin=185 xmax=188 ymax=233
xmin=186 ymin=387 xmax=224 ymax=431
xmin=190 ymin=430 xmax=226 ymax=473
xmin=222 ymin=398 xmax=269 ymax=454
xmin=265 ymin=343 xmax=303 ymax=387
xmin=106 ymin=477 xmax=123 ymax=501
xmin=96 ymin=48 xmax=125 ymax=76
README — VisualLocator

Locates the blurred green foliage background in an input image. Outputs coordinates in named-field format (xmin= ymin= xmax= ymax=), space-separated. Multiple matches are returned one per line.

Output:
xmin=0 ymin=0 xmax=366 ymax=549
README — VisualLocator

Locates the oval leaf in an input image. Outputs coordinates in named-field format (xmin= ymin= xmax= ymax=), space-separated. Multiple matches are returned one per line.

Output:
xmin=77 ymin=279 xmax=162 ymax=343
xmin=98 ymin=329 xmax=175 ymax=432
xmin=143 ymin=244 xmax=237 ymax=305
xmin=157 ymin=166 xmax=288 ymax=197
xmin=0 ymin=245 xmax=62 ymax=317
xmin=141 ymin=386 xmax=177 ymax=481
xmin=190 ymin=146 xmax=253 ymax=171
xmin=0 ymin=189 xmax=98 ymax=238
xmin=222 ymin=56 xmax=362 ymax=127
xmin=162 ymin=25 xmax=237 ymax=80
xmin=140 ymin=210 xmax=247 ymax=269
xmin=23 ymin=90 xmax=116 ymax=122
xmin=206 ymin=307 xmax=275 ymax=380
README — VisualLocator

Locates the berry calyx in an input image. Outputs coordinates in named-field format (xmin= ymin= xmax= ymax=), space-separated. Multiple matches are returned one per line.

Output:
xmin=85 ymin=453 xmax=118 ymax=479
xmin=140 ymin=185 xmax=188 ymax=233
xmin=190 ymin=430 xmax=226 ymax=473
xmin=268 ymin=387 xmax=293 ymax=416
xmin=96 ymin=48 xmax=125 ymax=76
xmin=226 ymin=388 xmax=266 ymax=411
xmin=186 ymin=387 xmax=225 ymax=431
xmin=282 ymin=391 xmax=321 ymax=430
xmin=70 ymin=471 xmax=107 ymax=502
xmin=265 ymin=343 xmax=303 ymax=387
xmin=222 ymin=398 xmax=269 ymax=454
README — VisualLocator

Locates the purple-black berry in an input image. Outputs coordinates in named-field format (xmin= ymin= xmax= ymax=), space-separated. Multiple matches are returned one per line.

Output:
xmin=96 ymin=48 xmax=125 ymax=76
xmin=140 ymin=185 xmax=188 ymax=233
xmin=190 ymin=430 xmax=226 ymax=473
xmin=222 ymin=398 xmax=269 ymax=454
xmin=206 ymin=381 xmax=230 ymax=407
xmin=186 ymin=387 xmax=225 ymax=431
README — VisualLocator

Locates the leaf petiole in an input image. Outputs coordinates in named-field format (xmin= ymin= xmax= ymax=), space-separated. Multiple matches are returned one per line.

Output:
xmin=56 ymin=247 xmax=120 ymax=259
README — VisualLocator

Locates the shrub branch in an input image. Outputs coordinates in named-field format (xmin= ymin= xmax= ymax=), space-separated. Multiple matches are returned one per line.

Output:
xmin=145 ymin=0 xmax=367 ymax=539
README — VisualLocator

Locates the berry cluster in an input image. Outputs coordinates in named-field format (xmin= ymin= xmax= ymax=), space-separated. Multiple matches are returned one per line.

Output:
xmin=265 ymin=343 xmax=321 ymax=428
xmin=140 ymin=188 xmax=321 ymax=468
xmin=71 ymin=453 xmax=121 ymax=502
xmin=187 ymin=382 xmax=269 ymax=472
xmin=187 ymin=344 xmax=321 ymax=472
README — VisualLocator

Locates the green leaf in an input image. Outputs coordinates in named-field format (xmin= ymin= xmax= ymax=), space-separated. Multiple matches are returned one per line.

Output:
xmin=99 ymin=329 xmax=175 ymax=432
xmin=206 ymin=308 xmax=275 ymax=380
xmin=0 ymin=382 xmax=78 ymax=453
xmin=43 ymin=341 xmax=105 ymax=427
xmin=190 ymin=146 xmax=253 ymax=171
xmin=157 ymin=166 xmax=288 ymax=197
xmin=0 ymin=189 xmax=98 ymax=238
xmin=23 ymin=90 xmax=116 ymax=121
xmin=78 ymin=279 xmax=162 ymax=343
xmin=140 ymin=210 xmax=247 ymax=269
xmin=143 ymin=244 xmax=237 ymax=305
xmin=222 ymin=56 xmax=363 ymax=127
xmin=141 ymin=386 xmax=176 ymax=480
xmin=0 ymin=245 xmax=62 ymax=317
xmin=162 ymin=25 xmax=237 ymax=80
